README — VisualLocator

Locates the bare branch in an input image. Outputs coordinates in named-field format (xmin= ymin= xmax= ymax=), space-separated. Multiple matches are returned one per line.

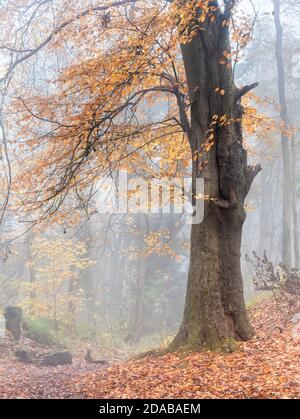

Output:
xmin=246 ymin=163 xmax=262 ymax=192
xmin=0 ymin=0 xmax=139 ymax=84
xmin=235 ymin=82 xmax=259 ymax=101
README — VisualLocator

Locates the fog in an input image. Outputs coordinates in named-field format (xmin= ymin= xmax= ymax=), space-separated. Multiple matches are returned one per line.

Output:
xmin=0 ymin=0 xmax=299 ymax=355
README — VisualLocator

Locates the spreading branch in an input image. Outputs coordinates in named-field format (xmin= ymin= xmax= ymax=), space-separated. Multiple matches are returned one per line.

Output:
xmin=235 ymin=82 xmax=259 ymax=102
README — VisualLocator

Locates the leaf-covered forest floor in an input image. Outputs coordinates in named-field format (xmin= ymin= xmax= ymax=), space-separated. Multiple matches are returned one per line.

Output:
xmin=0 ymin=294 xmax=299 ymax=399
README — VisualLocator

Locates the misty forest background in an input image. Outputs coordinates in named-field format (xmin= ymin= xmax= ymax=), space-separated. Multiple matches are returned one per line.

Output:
xmin=0 ymin=0 xmax=299 ymax=355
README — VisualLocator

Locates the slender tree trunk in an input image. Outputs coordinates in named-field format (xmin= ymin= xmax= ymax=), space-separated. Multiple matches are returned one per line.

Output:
xmin=130 ymin=255 xmax=146 ymax=344
xmin=51 ymin=259 xmax=58 ymax=333
xmin=128 ymin=215 xmax=147 ymax=344
xmin=110 ymin=243 xmax=125 ymax=328
xmin=26 ymin=231 xmax=36 ymax=316
xmin=291 ymin=134 xmax=299 ymax=267
xmin=82 ymin=217 xmax=98 ymax=336
xmin=171 ymin=2 xmax=260 ymax=351
xmin=273 ymin=0 xmax=293 ymax=268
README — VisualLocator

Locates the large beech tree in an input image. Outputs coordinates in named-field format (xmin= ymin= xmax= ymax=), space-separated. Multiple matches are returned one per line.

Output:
xmin=170 ymin=0 xmax=261 ymax=350
xmin=0 ymin=0 xmax=261 ymax=350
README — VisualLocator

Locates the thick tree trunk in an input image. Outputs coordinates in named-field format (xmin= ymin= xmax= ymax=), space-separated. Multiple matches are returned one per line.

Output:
xmin=171 ymin=2 xmax=259 ymax=351
xmin=172 ymin=206 xmax=253 ymax=350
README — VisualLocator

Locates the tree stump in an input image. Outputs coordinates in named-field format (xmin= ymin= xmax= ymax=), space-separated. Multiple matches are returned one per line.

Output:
xmin=84 ymin=349 xmax=108 ymax=365
xmin=4 ymin=307 xmax=22 ymax=341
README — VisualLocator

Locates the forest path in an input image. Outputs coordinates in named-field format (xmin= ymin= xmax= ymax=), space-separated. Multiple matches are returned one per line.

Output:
xmin=0 ymin=295 xmax=299 ymax=399
xmin=71 ymin=296 xmax=300 ymax=399
xmin=0 ymin=353 xmax=107 ymax=399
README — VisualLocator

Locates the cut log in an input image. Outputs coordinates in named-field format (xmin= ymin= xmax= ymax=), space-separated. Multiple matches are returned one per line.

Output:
xmin=15 ymin=350 xmax=34 ymax=364
xmin=40 ymin=351 xmax=72 ymax=366
xmin=15 ymin=350 xmax=72 ymax=366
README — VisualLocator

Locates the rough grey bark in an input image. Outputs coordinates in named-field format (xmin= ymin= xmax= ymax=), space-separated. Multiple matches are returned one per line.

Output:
xmin=171 ymin=1 xmax=260 ymax=351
